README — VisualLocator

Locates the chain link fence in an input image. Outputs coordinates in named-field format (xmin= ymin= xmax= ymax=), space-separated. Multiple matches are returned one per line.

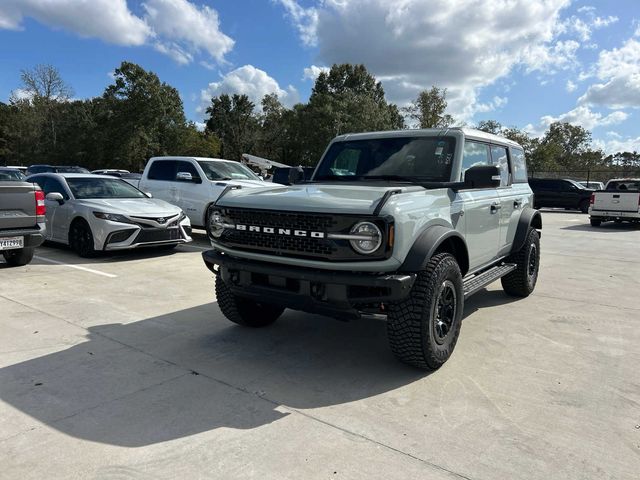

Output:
xmin=529 ymin=168 xmax=640 ymax=185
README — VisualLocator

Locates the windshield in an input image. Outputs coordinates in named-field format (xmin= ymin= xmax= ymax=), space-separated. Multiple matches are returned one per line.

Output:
xmin=0 ymin=169 xmax=26 ymax=181
xmin=197 ymin=161 xmax=260 ymax=181
xmin=314 ymin=136 xmax=456 ymax=182
xmin=66 ymin=177 xmax=147 ymax=199
xmin=56 ymin=166 xmax=90 ymax=174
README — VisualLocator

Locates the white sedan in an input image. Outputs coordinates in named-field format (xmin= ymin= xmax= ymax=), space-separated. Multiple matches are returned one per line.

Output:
xmin=28 ymin=173 xmax=192 ymax=257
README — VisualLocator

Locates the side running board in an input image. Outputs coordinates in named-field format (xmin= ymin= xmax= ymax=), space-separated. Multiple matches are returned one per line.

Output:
xmin=463 ymin=263 xmax=516 ymax=299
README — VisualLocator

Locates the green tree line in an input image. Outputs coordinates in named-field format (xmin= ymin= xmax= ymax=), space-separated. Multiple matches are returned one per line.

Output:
xmin=1 ymin=61 xmax=638 ymax=176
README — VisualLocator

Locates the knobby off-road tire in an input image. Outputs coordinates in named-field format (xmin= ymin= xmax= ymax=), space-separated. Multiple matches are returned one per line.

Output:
xmin=215 ymin=274 xmax=284 ymax=327
xmin=387 ymin=253 xmax=464 ymax=370
xmin=2 ymin=247 xmax=35 ymax=266
xmin=590 ymin=218 xmax=602 ymax=227
xmin=501 ymin=228 xmax=540 ymax=297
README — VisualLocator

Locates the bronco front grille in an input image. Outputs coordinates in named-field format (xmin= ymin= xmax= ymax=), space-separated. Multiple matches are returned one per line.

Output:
xmin=216 ymin=208 xmax=392 ymax=262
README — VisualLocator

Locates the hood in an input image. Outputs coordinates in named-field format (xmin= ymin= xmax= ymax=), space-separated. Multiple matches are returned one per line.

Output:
xmin=75 ymin=198 xmax=182 ymax=216
xmin=216 ymin=183 xmax=423 ymax=215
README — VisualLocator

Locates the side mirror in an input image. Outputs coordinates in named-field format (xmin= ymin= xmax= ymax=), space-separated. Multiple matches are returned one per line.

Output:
xmin=144 ymin=191 xmax=153 ymax=198
xmin=176 ymin=171 xmax=193 ymax=182
xmin=45 ymin=192 xmax=64 ymax=204
xmin=288 ymin=166 xmax=305 ymax=185
xmin=463 ymin=165 xmax=501 ymax=189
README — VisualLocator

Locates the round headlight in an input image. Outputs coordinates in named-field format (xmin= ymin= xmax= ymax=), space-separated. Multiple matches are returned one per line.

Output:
xmin=349 ymin=221 xmax=382 ymax=254
xmin=209 ymin=209 xmax=230 ymax=238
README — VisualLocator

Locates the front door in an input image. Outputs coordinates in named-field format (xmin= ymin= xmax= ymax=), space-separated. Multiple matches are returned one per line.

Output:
xmin=459 ymin=141 xmax=501 ymax=270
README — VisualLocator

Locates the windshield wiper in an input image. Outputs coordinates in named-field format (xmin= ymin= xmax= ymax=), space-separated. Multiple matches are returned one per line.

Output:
xmin=359 ymin=175 xmax=462 ymax=189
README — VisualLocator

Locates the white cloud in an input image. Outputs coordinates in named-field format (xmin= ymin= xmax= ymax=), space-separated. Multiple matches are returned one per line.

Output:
xmin=566 ymin=80 xmax=577 ymax=92
xmin=0 ymin=0 xmax=150 ymax=45
xmin=593 ymin=135 xmax=640 ymax=154
xmin=199 ymin=65 xmax=299 ymax=114
xmin=142 ymin=0 xmax=234 ymax=64
xmin=274 ymin=0 xmax=318 ymax=46
xmin=279 ymin=0 xmax=573 ymax=121
xmin=0 ymin=0 xmax=234 ymax=65
xmin=525 ymin=105 xmax=628 ymax=137
xmin=579 ymin=38 xmax=640 ymax=109
xmin=302 ymin=65 xmax=329 ymax=81
xmin=559 ymin=7 xmax=618 ymax=42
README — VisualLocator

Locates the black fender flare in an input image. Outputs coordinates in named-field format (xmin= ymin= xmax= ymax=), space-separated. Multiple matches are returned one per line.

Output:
xmin=511 ymin=207 xmax=542 ymax=253
xmin=400 ymin=225 xmax=470 ymax=275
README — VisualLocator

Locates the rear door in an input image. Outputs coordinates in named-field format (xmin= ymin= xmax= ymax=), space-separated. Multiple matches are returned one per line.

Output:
xmin=492 ymin=145 xmax=517 ymax=254
xmin=141 ymin=160 xmax=178 ymax=205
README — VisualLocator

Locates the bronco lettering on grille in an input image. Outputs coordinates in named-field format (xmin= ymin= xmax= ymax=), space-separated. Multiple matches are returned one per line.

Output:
xmin=234 ymin=224 xmax=325 ymax=239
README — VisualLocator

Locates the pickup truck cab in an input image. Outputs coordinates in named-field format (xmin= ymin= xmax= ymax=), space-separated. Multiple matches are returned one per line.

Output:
xmin=528 ymin=178 xmax=594 ymax=213
xmin=138 ymin=157 xmax=265 ymax=228
xmin=589 ymin=178 xmax=640 ymax=226
xmin=202 ymin=128 xmax=542 ymax=370
xmin=0 ymin=178 xmax=46 ymax=266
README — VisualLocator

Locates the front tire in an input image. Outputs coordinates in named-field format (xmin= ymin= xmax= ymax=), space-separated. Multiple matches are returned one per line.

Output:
xmin=215 ymin=274 xmax=284 ymax=327
xmin=387 ymin=253 xmax=464 ymax=370
xmin=69 ymin=219 xmax=97 ymax=258
xmin=501 ymin=228 xmax=540 ymax=297
xmin=3 ymin=247 xmax=35 ymax=266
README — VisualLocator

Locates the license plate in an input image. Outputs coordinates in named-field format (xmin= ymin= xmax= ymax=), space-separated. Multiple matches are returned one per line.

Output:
xmin=0 ymin=236 xmax=24 ymax=251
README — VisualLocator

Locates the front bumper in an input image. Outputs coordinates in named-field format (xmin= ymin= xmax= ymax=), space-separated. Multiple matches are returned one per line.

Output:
xmin=202 ymin=249 xmax=416 ymax=319
xmin=101 ymin=221 xmax=192 ymax=251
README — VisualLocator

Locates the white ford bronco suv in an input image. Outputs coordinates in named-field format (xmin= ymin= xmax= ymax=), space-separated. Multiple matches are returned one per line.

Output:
xmin=202 ymin=128 xmax=542 ymax=369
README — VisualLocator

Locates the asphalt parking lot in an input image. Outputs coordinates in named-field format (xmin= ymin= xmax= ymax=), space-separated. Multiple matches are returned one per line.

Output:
xmin=1 ymin=212 xmax=639 ymax=480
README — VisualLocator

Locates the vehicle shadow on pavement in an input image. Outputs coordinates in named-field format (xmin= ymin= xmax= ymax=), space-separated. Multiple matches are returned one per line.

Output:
xmin=561 ymin=223 xmax=640 ymax=232
xmin=34 ymin=241 xmax=185 ymax=264
xmin=0 ymin=303 xmax=420 ymax=447
xmin=0 ymin=288 xmax=520 ymax=447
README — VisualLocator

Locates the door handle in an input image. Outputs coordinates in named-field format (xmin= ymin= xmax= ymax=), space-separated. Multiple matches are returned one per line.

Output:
xmin=490 ymin=202 xmax=501 ymax=213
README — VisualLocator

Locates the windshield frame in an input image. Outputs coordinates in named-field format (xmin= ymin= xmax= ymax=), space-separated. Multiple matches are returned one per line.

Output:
xmin=66 ymin=177 xmax=148 ymax=200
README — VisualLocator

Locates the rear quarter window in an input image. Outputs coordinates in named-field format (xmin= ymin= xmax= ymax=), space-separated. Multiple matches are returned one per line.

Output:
xmin=510 ymin=148 xmax=528 ymax=183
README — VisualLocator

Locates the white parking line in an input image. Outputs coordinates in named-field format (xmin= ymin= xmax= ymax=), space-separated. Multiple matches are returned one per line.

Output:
xmin=34 ymin=256 xmax=118 ymax=278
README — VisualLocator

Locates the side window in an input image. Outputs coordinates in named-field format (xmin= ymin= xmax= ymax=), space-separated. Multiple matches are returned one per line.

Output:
xmin=176 ymin=161 xmax=201 ymax=181
xmin=42 ymin=177 xmax=70 ymax=200
xmin=490 ymin=146 xmax=510 ymax=187
xmin=461 ymin=141 xmax=490 ymax=181
xmin=147 ymin=161 xmax=176 ymax=181
xmin=510 ymin=148 xmax=528 ymax=183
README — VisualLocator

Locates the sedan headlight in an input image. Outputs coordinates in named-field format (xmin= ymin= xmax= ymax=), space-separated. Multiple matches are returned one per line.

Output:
xmin=93 ymin=211 xmax=133 ymax=223
xmin=349 ymin=221 xmax=382 ymax=254
xmin=209 ymin=209 xmax=234 ymax=238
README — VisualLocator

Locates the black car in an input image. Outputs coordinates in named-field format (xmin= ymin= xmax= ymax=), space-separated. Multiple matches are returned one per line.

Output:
xmin=272 ymin=166 xmax=315 ymax=185
xmin=26 ymin=164 xmax=90 ymax=176
xmin=528 ymin=178 xmax=594 ymax=213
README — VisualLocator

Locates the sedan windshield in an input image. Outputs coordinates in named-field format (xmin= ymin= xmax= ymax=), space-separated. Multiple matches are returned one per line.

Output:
xmin=197 ymin=161 xmax=260 ymax=181
xmin=66 ymin=177 xmax=147 ymax=199
xmin=314 ymin=136 xmax=456 ymax=182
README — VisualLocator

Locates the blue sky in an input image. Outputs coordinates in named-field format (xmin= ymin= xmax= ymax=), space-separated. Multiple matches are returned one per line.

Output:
xmin=1 ymin=0 xmax=639 ymax=153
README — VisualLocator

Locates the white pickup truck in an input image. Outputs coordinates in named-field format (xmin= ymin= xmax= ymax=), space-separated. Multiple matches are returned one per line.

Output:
xmin=589 ymin=178 xmax=640 ymax=226
xmin=137 ymin=156 xmax=265 ymax=228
